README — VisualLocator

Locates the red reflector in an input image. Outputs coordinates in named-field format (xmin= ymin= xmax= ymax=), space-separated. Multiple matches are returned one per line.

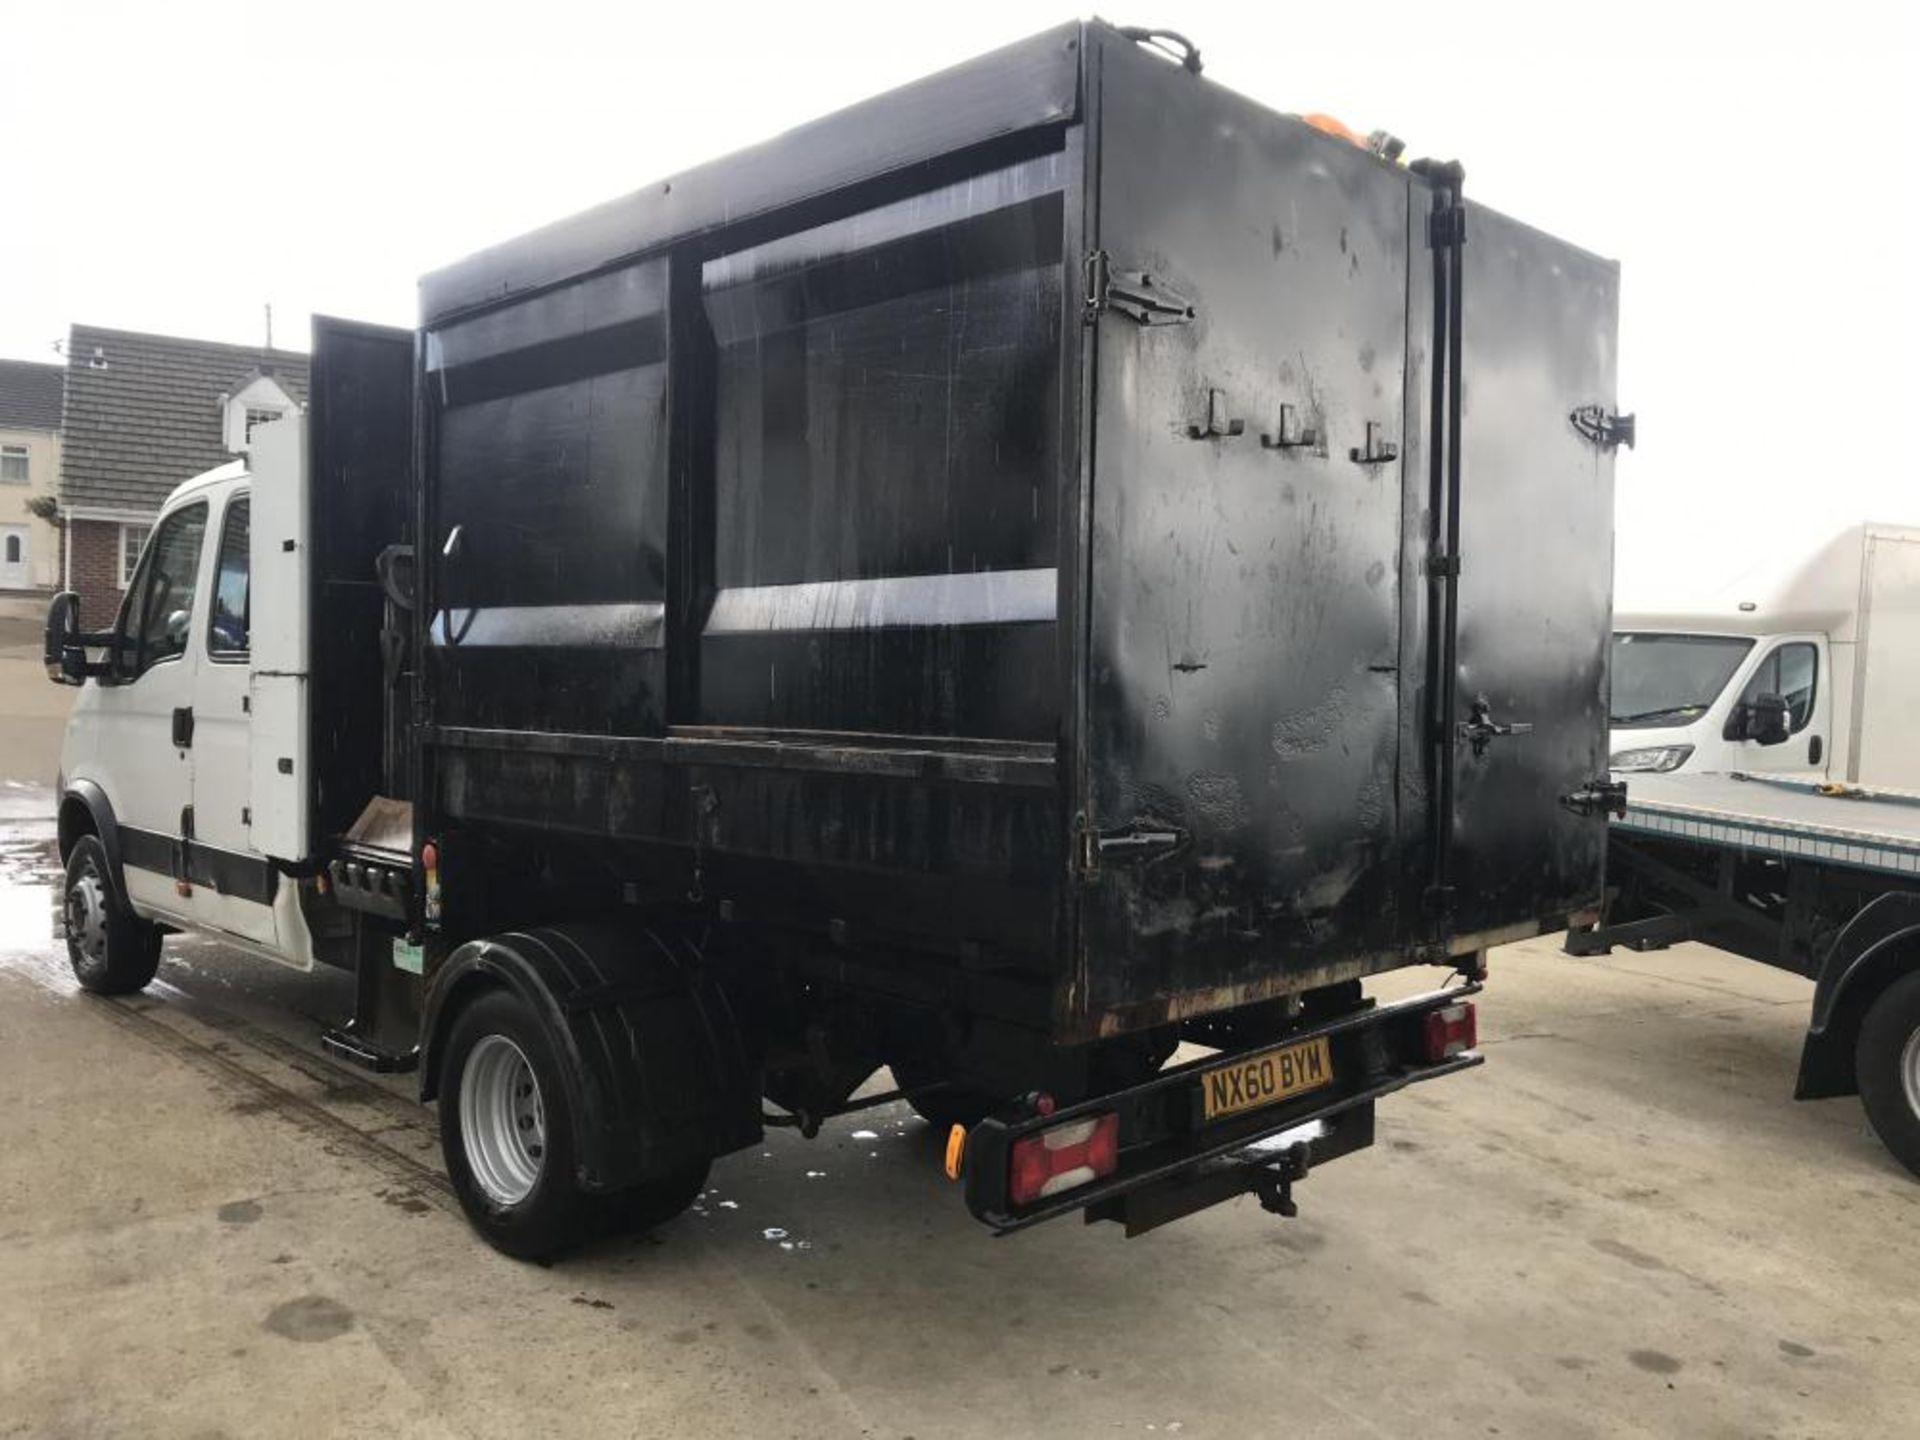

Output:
xmin=1008 ymin=1112 xmax=1119 ymax=1207
xmin=1422 ymin=1001 xmax=1478 ymax=1062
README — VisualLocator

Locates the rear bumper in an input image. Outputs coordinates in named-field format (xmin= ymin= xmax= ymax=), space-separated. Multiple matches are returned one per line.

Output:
xmin=963 ymin=983 xmax=1482 ymax=1234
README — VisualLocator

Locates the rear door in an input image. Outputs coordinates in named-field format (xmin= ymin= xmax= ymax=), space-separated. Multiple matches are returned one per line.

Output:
xmin=1075 ymin=37 xmax=1414 ymax=1032
xmin=1442 ymin=209 xmax=1619 ymax=937
xmin=190 ymin=485 xmax=280 ymax=944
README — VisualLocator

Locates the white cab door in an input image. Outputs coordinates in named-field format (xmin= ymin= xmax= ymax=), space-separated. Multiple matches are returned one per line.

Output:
xmin=93 ymin=501 xmax=210 ymax=923
xmin=1727 ymin=638 xmax=1827 ymax=776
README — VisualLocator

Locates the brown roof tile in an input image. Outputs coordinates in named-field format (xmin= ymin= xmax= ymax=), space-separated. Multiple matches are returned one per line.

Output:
xmin=0 ymin=358 xmax=65 ymax=432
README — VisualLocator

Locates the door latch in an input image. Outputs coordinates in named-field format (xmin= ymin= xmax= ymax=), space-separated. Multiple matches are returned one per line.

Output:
xmin=1085 ymin=250 xmax=1196 ymax=327
xmin=1569 ymin=404 xmax=1636 ymax=450
xmin=1095 ymin=823 xmax=1187 ymax=862
xmin=1456 ymin=694 xmax=1532 ymax=757
xmin=171 ymin=706 xmax=194 ymax=749
xmin=1560 ymin=778 xmax=1629 ymax=819
xmin=1349 ymin=421 xmax=1399 ymax=466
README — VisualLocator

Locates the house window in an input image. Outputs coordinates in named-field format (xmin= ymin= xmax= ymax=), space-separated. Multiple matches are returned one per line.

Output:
xmin=245 ymin=407 xmax=284 ymax=444
xmin=0 ymin=445 xmax=27 ymax=484
xmin=119 ymin=523 xmax=150 ymax=587
xmin=4 ymin=534 xmax=19 ymax=564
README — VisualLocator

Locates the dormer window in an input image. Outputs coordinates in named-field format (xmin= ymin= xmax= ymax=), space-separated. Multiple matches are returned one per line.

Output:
xmin=222 ymin=370 xmax=298 ymax=454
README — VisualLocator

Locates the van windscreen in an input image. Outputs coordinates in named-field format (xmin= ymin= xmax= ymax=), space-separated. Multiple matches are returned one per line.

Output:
xmin=1611 ymin=633 xmax=1755 ymax=727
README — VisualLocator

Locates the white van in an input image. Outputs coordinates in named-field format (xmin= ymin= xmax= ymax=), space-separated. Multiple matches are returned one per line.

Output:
xmin=1610 ymin=524 xmax=1920 ymax=788
xmin=52 ymin=425 xmax=317 ymax=992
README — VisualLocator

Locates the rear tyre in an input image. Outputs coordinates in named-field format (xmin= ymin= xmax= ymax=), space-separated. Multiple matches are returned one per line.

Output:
xmin=63 ymin=834 xmax=162 ymax=996
xmin=1855 ymin=970 xmax=1920 ymax=1179
xmin=606 ymin=1158 xmax=711 ymax=1235
xmin=439 ymin=988 xmax=598 ymax=1261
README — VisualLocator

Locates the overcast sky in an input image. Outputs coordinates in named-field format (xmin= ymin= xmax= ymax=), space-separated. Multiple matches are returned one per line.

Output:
xmin=5 ymin=1 xmax=1915 ymax=599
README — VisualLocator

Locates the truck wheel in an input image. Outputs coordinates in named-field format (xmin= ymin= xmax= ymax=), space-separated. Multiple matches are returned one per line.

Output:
xmin=606 ymin=1158 xmax=711 ymax=1235
xmin=1855 ymin=970 xmax=1920 ymax=1179
xmin=439 ymin=988 xmax=597 ymax=1260
xmin=63 ymin=835 xmax=162 ymax=996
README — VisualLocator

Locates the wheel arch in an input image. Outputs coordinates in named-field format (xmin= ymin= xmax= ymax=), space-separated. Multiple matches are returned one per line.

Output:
xmin=59 ymin=781 xmax=128 ymax=906
xmin=1797 ymin=893 xmax=1920 ymax=1100
xmin=421 ymin=921 xmax=762 ymax=1192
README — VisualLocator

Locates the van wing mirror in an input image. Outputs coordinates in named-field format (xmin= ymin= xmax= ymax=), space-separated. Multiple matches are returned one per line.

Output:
xmin=1745 ymin=693 xmax=1792 ymax=746
xmin=43 ymin=591 xmax=118 ymax=685
xmin=43 ymin=592 xmax=85 ymax=685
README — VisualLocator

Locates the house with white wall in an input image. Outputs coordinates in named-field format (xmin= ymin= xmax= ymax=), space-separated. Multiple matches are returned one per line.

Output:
xmin=0 ymin=357 xmax=65 ymax=591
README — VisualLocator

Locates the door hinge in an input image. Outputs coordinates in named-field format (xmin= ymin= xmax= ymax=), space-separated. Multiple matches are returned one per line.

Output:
xmin=1456 ymin=694 xmax=1533 ymax=757
xmin=1428 ymin=206 xmax=1468 ymax=249
xmin=1085 ymin=250 xmax=1195 ymax=327
xmin=1569 ymin=404 xmax=1636 ymax=450
xmin=1560 ymin=778 xmax=1629 ymax=819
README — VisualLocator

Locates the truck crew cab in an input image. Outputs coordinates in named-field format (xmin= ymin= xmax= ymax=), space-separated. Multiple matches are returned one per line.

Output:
xmin=44 ymin=21 xmax=1626 ymax=1260
xmin=54 ymin=456 xmax=311 ymax=984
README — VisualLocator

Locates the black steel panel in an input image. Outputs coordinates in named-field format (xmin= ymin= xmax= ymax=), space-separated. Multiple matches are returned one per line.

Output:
xmin=424 ymin=258 xmax=670 ymax=736
xmin=1446 ymin=208 xmax=1618 ymax=932
xmin=1076 ymin=35 xmax=1414 ymax=1032
xmin=418 ymin=22 xmax=1084 ymax=323
xmin=697 ymin=154 xmax=1066 ymax=740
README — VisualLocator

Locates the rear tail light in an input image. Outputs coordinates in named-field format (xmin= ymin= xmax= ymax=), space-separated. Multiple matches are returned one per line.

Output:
xmin=1422 ymin=1001 xmax=1478 ymax=1062
xmin=1008 ymin=1112 xmax=1119 ymax=1207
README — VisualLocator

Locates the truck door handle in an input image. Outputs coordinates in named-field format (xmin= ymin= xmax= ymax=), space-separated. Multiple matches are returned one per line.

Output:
xmin=172 ymin=706 xmax=194 ymax=748
xmin=1456 ymin=694 xmax=1530 ymax=757
xmin=1809 ymin=734 xmax=1823 ymax=765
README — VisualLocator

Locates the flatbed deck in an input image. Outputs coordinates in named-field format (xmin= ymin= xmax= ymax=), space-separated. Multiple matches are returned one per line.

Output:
xmin=1617 ymin=771 xmax=1920 ymax=879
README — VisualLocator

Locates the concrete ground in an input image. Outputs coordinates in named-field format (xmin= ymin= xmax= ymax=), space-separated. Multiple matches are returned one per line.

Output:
xmin=2 ymin=647 xmax=1916 ymax=1437
xmin=1 ymin=791 xmax=1916 ymax=1437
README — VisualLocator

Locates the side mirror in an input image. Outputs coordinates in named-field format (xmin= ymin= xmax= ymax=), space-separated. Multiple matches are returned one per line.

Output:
xmin=1745 ymin=693 xmax=1791 ymax=746
xmin=43 ymin=591 xmax=87 ymax=686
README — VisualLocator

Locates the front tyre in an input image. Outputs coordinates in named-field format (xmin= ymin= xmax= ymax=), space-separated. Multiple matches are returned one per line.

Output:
xmin=63 ymin=834 xmax=162 ymax=996
xmin=1855 ymin=970 xmax=1920 ymax=1179
xmin=439 ymin=988 xmax=597 ymax=1260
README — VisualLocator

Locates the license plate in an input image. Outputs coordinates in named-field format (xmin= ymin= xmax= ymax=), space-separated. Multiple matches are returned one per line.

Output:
xmin=1200 ymin=1036 xmax=1334 ymax=1122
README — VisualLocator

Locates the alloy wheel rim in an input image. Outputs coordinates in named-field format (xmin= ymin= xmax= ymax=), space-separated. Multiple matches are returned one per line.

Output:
xmin=1901 ymin=1026 xmax=1920 ymax=1122
xmin=66 ymin=865 xmax=109 ymax=973
xmin=459 ymin=1034 xmax=546 ymax=1207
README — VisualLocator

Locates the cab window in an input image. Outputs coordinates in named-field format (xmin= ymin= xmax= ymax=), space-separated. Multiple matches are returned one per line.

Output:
xmin=120 ymin=502 xmax=208 ymax=675
xmin=1735 ymin=642 xmax=1819 ymax=733
xmin=208 ymin=495 xmax=250 ymax=660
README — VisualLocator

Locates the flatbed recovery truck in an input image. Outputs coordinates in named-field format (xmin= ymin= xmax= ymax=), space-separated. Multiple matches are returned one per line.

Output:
xmin=43 ymin=20 xmax=1627 ymax=1258
xmin=1569 ymin=770 xmax=1920 ymax=1175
